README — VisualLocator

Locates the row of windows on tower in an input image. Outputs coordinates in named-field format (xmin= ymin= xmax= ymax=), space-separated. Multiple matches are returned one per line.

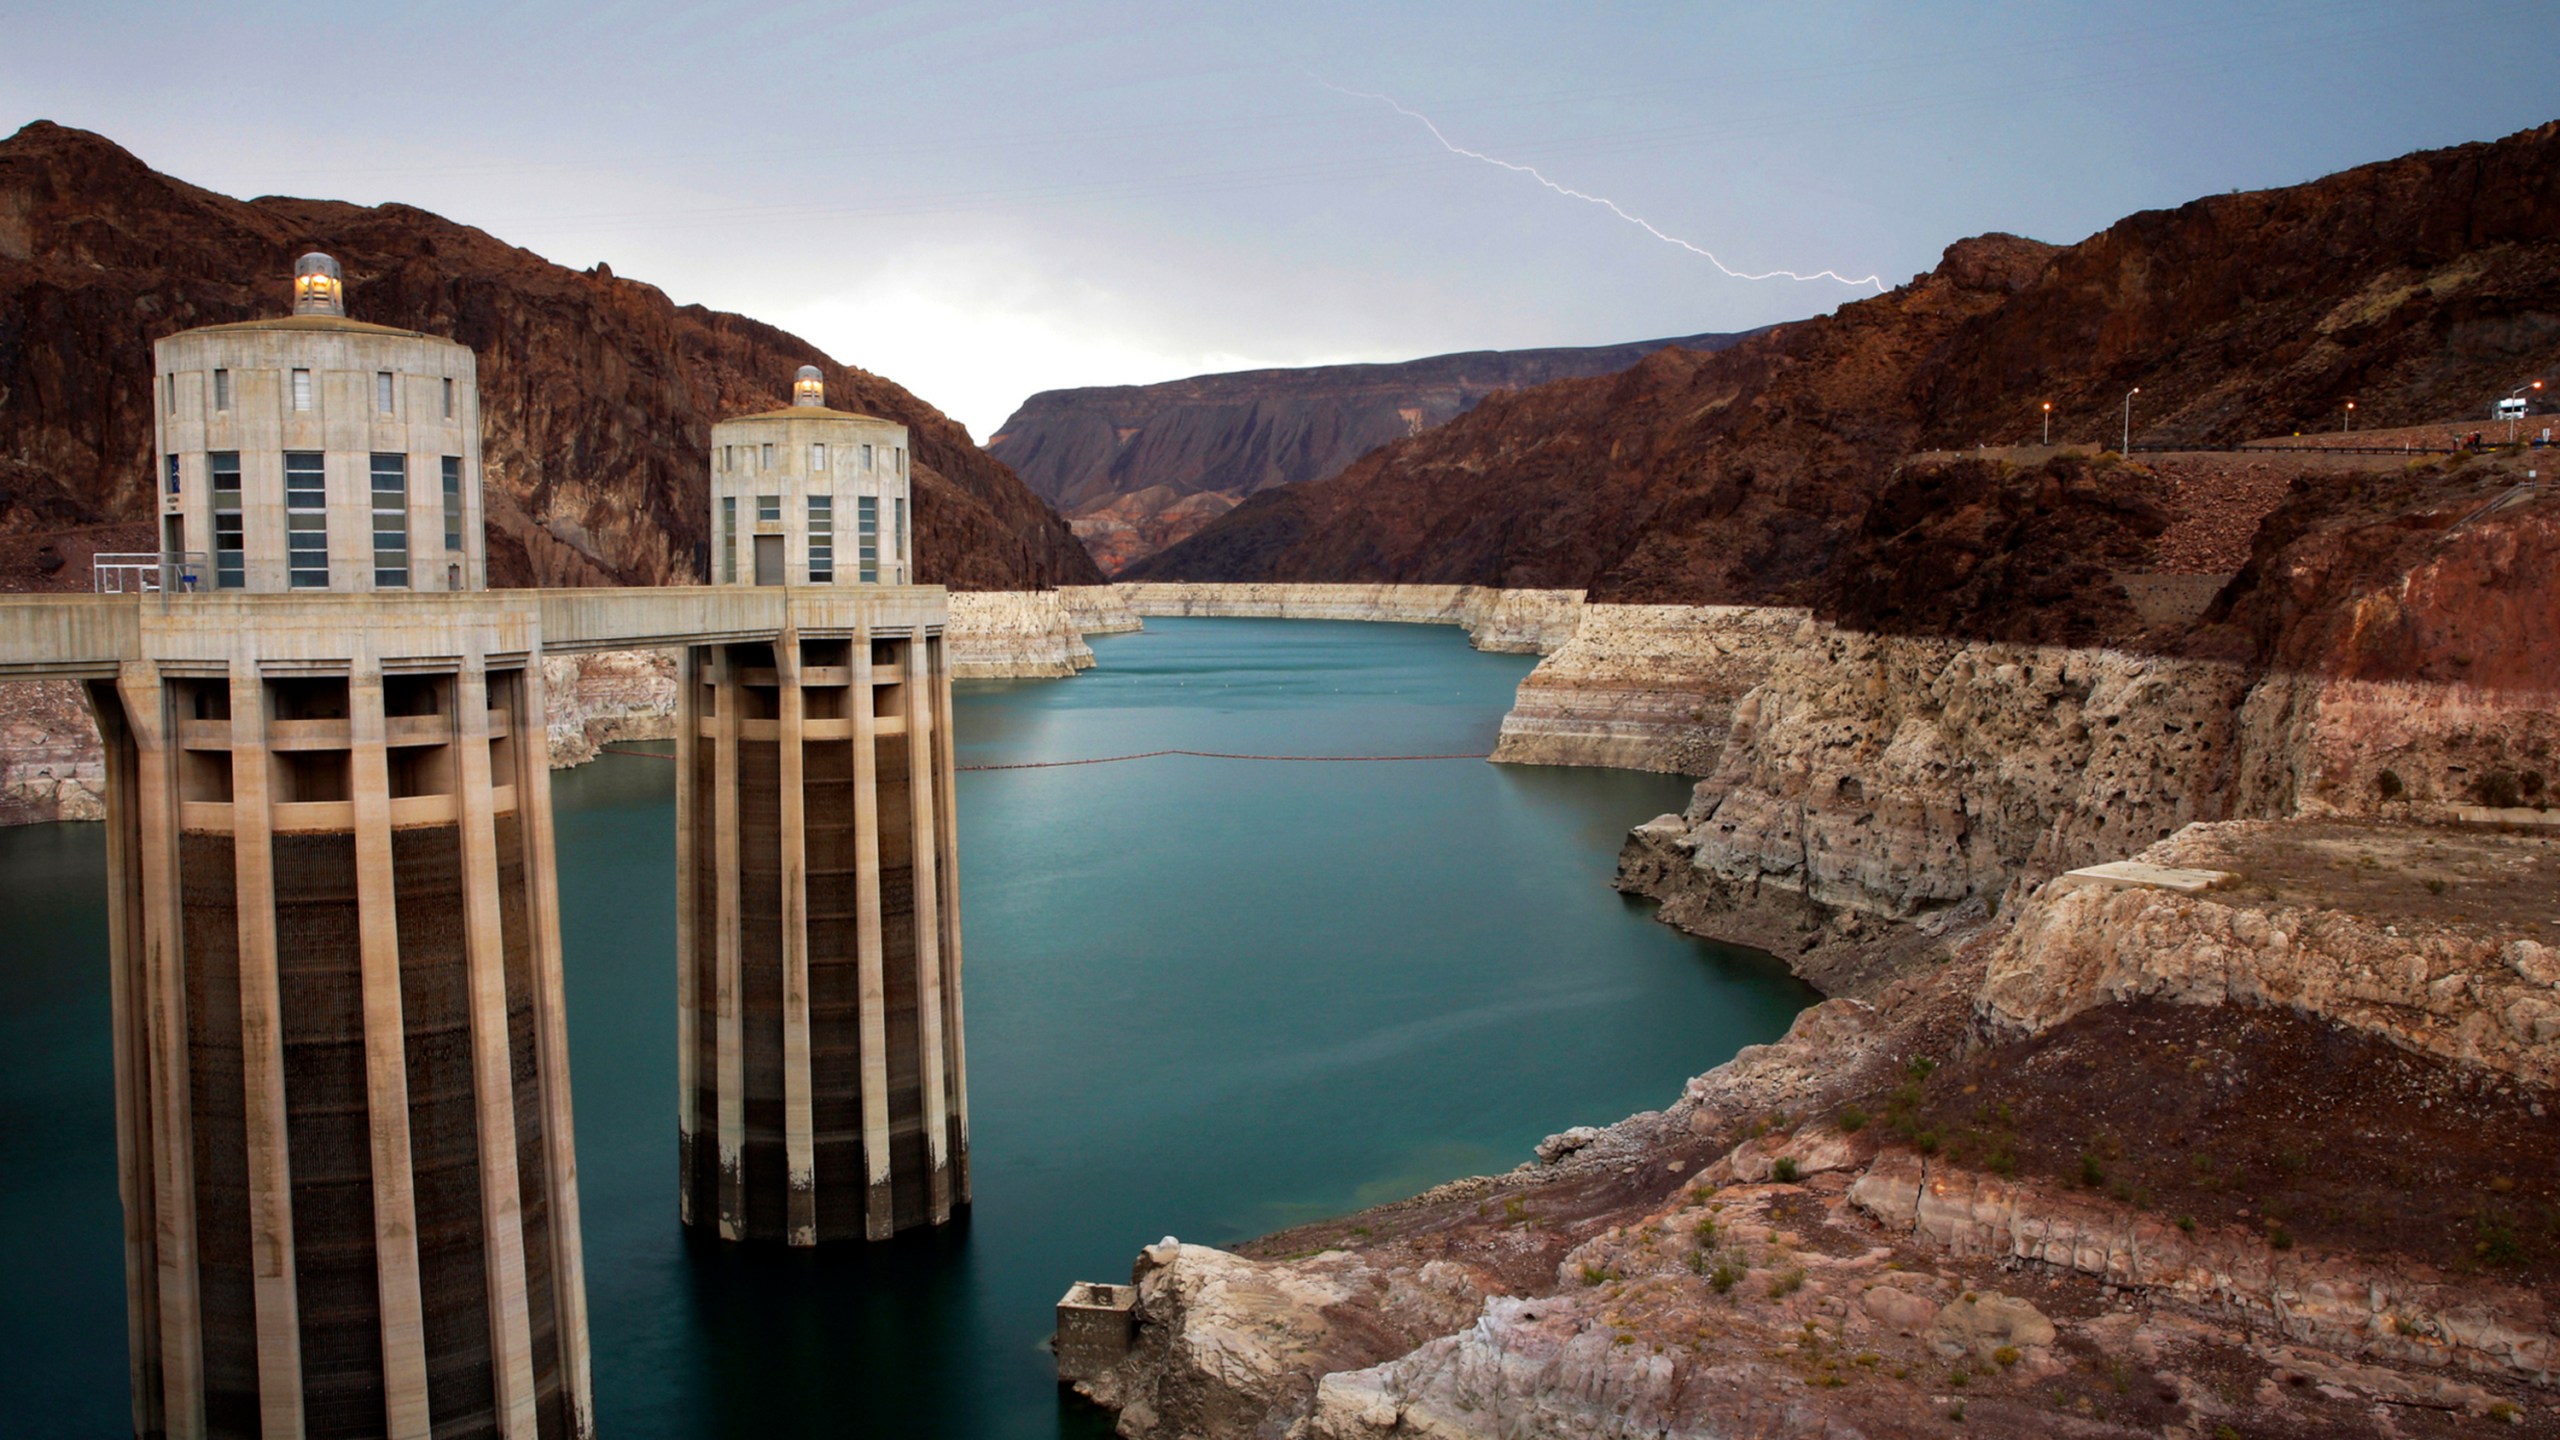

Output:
xmin=166 ymin=450 xmax=464 ymax=589
xmin=718 ymin=441 xmax=906 ymax=476
xmin=716 ymin=494 xmax=904 ymax=583
xmin=164 ymin=369 xmax=460 ymax=420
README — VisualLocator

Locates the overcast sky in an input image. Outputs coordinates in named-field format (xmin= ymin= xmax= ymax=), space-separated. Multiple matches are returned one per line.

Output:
xmin=6 ymin=1 xmax=2553 ymax=438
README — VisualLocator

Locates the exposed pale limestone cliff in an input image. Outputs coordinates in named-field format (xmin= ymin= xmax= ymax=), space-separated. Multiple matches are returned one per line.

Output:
xmin=1980 ymin=821 xmax=2560 ymax=1089
xmin=1058 ymin=584 xmax=1145 ymax=636
xmin=540 ymin=649 xmax=679 ymax=765
xmin=1085 ymin=1240 xmax=1495 ymax=1440
xmin=1626 ymin=626 xmax=2253 ymax=924
xmin=0 ymin=678 xmax=102 ymax=823
xmin=945 ymin=590 xmax=1098 ymax=679
xmin=1114 ymin=582 xmax=1583 ymax=654
xmin=1487 ymin=605 xmax=1807 ymax=773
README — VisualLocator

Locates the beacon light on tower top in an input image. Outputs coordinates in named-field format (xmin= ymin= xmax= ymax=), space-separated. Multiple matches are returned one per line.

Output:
xmin=292 ymin=250 xmax=345 ymax=316
xmin=708 ymin=363 xmax=914 ymax=585
xmin=150 ymin=251 xmax=484 ymax=592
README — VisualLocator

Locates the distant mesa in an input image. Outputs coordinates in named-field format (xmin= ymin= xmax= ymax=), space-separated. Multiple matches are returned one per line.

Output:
xmin=987 ymin=331 xmax=1766 ymax=573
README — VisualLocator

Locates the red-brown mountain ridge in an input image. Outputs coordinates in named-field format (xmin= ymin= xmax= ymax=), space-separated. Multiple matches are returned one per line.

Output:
xmin=1127 ymin=121 xmax=2560 ymax=607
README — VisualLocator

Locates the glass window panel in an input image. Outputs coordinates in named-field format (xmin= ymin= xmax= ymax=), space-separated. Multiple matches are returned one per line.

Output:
xmin=376 ymin=372 xmax=395 ymax=414
xmin=211 ymin=450 xmax=243 ymax=586
xmin=372 ymin=453 xmax=408 ymax=587
xmin=285 ymin=451 xmax=326 ymax=588
xmin=291 ymin=369 xmax=313 ymax=411
xmin=213 ymin=369 xmax=230 ymax=411
xmin=721 ymin=497 xmax=737 ymax=583
xmin=807 ymin=495 xmax=832 ymax=583
xmin=442 ymin=457 xmax=463 ymax=555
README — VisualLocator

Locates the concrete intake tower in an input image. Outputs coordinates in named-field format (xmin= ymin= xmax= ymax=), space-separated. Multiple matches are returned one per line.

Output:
xmin=107 ymin=254 xmax=590 ymax=1437
xmin=679 ymin=367 xmax=970 ymax=1243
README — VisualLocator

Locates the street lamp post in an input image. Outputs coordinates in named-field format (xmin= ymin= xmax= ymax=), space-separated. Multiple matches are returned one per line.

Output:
xmin=2041 ymin=400 xmax=2052 ymax=446
xmin=2509 ymin=379 xmax=2545 ymax=443
xmin=2122 ymin=387 xmax=2140 ymax=455
xmin=2345 ymin=401 xmax=2355 ymax=435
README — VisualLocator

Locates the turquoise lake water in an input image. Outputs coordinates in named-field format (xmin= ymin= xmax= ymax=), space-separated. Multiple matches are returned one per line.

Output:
xmin=0 ymin=616 xmax=1815 ymax=1437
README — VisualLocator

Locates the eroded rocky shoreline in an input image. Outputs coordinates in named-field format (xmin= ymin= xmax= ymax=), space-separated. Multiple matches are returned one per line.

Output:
xmin=1054 ymin=470 xmax=2560 ymax=1436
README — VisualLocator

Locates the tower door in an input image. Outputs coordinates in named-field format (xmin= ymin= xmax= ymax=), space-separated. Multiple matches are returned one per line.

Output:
xmin=754 ymin=534 xmax=784 ymax=586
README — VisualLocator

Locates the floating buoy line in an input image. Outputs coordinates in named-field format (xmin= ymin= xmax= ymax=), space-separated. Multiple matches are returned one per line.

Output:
xmin=598 ymin=745 xmax=1489 ymax=770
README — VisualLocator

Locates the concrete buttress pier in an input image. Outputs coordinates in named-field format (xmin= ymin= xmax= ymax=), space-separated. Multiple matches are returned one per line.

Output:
xmin=90 ymin=596 xmax=591 ymax=1440
xmin=679 ymin=370 xmax=970 ymax=1243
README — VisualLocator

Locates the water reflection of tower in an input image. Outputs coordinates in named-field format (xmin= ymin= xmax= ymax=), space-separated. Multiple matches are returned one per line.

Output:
xmin=679 ymin=365 xmax=971 ymax=1243
xmin=104 ymin=253 xmax=591 ymax=1438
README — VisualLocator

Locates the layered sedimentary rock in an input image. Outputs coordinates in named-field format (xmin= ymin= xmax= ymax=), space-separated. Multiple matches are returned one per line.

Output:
xmin=1487 ymin=605 xmax=1806 ymax=773
xmin=1057 ymin=584 xmax=1145 ymax=636
xmin=1116 ymin=582 xmax=1583 ymax=654
xmin=1981 ymin=822 xmax=2560 ymax=1089
xmin=944 ymin=591 xmax=1098 ymax=679
xmin=0 ymin=677 xmax=102 ymax=822
xmin=1627 ymin=628 xmax=2254 ymax=919
xmin=540 ymin=650 xmax=680 ymax=766
xmin=1609 ymin=468 xmax=2557 ymax=984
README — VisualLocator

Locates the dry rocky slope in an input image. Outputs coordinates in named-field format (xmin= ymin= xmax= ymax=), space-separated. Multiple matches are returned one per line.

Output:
xmin=987 ymin=332 xmax=1757 ymax=573
xmin=0 ymin=120 xmax=1100 ymax=593
xmin=1075 ymin=456 xmax=2560 ymax=1438
xmin=1128 ymin=120 xmax=2560 ymax=598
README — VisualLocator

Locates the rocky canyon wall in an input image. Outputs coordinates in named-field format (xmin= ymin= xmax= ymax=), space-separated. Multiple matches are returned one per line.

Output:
xmin=1114 ymin=582 xmax=1584 ymax=654
xmin=1487 ymin=604 xmax=1809 ymax=773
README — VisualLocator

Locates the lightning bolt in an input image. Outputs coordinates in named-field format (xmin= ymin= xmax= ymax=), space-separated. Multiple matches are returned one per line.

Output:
xmin=1318 ymin=79 xmax=1886 ymax=293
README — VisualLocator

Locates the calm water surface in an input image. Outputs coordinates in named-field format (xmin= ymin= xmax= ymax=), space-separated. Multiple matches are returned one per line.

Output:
xmin=0 ymin=616 xmax=1815 ymax=1437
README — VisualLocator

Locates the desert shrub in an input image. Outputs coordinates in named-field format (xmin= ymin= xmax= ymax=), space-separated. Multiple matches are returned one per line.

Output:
xmin=1772 ymin=1157 xmax=1800 ymax=1184
xmin=1837 ymin=1104 xmax=1869 ymax=1134
xmin=1767 ymin=1268 xmax=1805 ymax=1299
xmin=2473 ymin=770 xmax=2525 ymax=809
